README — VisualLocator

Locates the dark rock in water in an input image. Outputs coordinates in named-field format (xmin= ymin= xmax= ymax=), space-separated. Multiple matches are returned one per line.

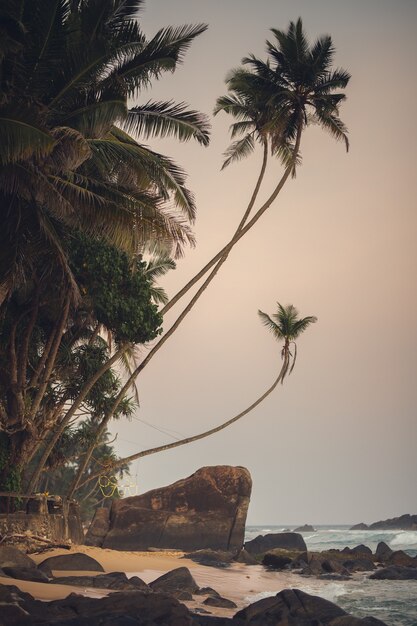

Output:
xmin=375 ymin=541 xmax=393 ymax=561
xmin=300 ymin=553 xmax=350 ymax=577
xmin=2 ymin=566 xmax=50 ymax=583
xmin=343 ymin=558 xmax=376 ymax=572
xmin=319 ymin=572 xmax=351 ymax=581
xmin=203 ymin=595 xmax=237 ymax=609
xmin=149 ymin=566 xmax=199 ymax=595
xmin=98 ymin=465 xmax=251 ymax=552
xmin=262 ymin=551 xmax=292 ymax=569
xmin=38 ymin=552 xmax=104 ymax=572
xmin=234 ymin=588 xmax=388 ymax=625
xmin=369 ymin=513 xmax=417 ymax=530
xmin=186 ymin=549 xmax=234 ymax=568
xmin=350 ymin=522 xmax=369 ymax=530
xmin=294 ymin=524 xmax=316 ymax=532
xmin=244 ymin=531 xmax=306 ymax=555
xmin=85 ymin=507 xmax=110 ymax=547
xmin=386 ymin=550 xmax=417 ymax=567
xmin=234 ymin=548 xmax=259 ymax=565
xmin=369 ymin=565 xmax=417 ymax=580
xmin=0 ymin=546 xmax=37 ymax=570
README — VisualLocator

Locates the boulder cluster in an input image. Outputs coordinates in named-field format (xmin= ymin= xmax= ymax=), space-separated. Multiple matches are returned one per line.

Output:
xmin=243 ymin=533 xmax=417 ymax=581
xmin=0 ymin=545 xmax=390 ymax=625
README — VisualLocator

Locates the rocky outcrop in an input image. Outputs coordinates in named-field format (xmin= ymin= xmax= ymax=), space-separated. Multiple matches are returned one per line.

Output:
xmin=294 ymin=524 xmax=316 ymax=532
xmin=0 ymin=583 xmax=388 ymax=625
xmin=244 ymin=531 xmax=306 ymax=554
xmin=0 ymin=546 xmax=37 ymax=570
xmin=350 ymin=514 xmax=417 ymax=531
xmin=89 ymin=466 xmax=252 ymax=552
xmin=350 ymin=523 xmax=369 ymax=530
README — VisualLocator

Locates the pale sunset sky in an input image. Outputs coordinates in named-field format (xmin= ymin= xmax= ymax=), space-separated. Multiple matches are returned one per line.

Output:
xmin=110 ymin=0 xmax=417 ymax=525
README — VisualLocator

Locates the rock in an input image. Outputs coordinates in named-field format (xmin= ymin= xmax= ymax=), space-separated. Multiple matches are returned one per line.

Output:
xmin=349 ymin=523 xmax=369 ymax=530
xmin=50 ymin=572 xmax=150 ymax=591
xmin=234 ymin=588 xmax=388 ymax=625
xmin=294 ymin=524 xmax=316 ymax=532
xmin=186 ymin=549 xmax=235 ymax=568
xmin=203 ymin=595 xmax=237 ymax=609
xmin=262 ymin=550 xmax=292 ymax=569
xmin=342 ymin=558 xmax=376 ymax=572
xmin=0 ymin=603 xmax=32 ymax=625
xmin=386 ymin=550 xmax=417 ymax=567
xmin=149 ymin=566 xmax=199 ymax=595
xmin=0 ymin=546 xmax=37 ymax=569
xmin=234 ymin=548 xmax=259 ymax=565
xmin=19 ymin=588 xmax=196 ymax=625
xmin=244 ymin=532 xmax=306 ymax=555
xmin=38 ymin=552 xmax=105 ymax=572
xmin=319 ymin=573 xmax=351 ymax=581
xmin=375 ymin=541 xmax=393 ymax=561
xmin=369 ymin=565 xmax=417 ymax=580
xmin=195 ymin=587 xmax=221 ymax=597
xmin=368 ymin=513 xmax=417 ymax=530
xmin=2 ymin=566 xmax=50 ymax=583
xmin=85 ymin=507 xmax=110 ymax=547
xmin=101 ymin=466 xmax=251 ymax=552
xmin=347 ymin=544 xmax=373 ymax=556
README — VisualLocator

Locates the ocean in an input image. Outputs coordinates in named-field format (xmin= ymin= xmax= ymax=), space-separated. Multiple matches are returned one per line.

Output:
xmin=244 ymin=525 xmax=417 ymax=626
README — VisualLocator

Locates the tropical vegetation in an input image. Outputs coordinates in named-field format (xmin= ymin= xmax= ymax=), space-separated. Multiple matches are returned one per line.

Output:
xmin=0 ymin=6 xmax=349 ymax=508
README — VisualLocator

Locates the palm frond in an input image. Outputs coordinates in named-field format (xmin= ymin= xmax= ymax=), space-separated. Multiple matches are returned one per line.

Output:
xmin=124 ymin=100 xmax=210 ymax=146
xmin=221 ymin=133 xmax=255 ymax=170
xmin=0 ymin=117 xmax=55 ymax=164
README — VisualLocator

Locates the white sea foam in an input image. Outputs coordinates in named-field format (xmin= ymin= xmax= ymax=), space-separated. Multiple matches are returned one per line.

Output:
xmin=391 ymin=531 xmax=417 ymax=546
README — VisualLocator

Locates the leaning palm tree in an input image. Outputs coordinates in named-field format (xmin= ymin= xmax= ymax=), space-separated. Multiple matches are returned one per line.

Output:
xmin=72 ymin=302 xmax=317 ymax=493
xmin=67 ymin=18 xmax=348 ymax=498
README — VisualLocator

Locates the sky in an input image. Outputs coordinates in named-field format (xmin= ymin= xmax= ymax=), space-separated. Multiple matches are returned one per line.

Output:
xmin=110 ymin=0 xmax=417 ymax=525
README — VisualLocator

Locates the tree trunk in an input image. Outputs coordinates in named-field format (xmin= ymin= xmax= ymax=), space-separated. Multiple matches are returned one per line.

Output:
xmin=76 ymin=353 xmax=289 ymax=492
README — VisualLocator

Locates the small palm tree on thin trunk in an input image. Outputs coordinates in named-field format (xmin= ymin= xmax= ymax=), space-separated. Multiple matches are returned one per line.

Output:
xmin=74 ymin=303 xmax=317 ymax=492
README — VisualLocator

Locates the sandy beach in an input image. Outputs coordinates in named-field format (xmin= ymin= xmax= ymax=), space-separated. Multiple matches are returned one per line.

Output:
xmin=0 ymin=544 xmax=301 ymax=616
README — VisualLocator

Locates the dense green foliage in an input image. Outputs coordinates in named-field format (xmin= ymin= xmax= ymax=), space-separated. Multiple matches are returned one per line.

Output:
xmin=69 ymin=234 xmax=162 ymax=344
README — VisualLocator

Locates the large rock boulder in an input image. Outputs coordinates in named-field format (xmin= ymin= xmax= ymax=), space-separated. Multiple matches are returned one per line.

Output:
xmin=370 ymin=566 xmax=417 ymax=580
xmin=98 ymin=466 xmax=251 ymax=552
xmin=85 ymin=507 xmax=110 ymax=547
xmin=244 ymin=531 xmax=306 ymax=555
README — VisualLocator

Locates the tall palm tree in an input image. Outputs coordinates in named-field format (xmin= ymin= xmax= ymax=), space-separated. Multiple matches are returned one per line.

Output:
xmin=73 ymin=302 xmax=317 ymax=492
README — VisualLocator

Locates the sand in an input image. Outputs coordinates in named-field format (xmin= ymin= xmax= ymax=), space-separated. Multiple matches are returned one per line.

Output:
xmin=0 ymin=544 xmax=300 ymax=616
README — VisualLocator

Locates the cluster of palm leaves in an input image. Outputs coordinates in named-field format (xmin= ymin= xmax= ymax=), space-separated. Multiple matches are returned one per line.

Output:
xmin=0 ymin=0 xmax=210 ymax=305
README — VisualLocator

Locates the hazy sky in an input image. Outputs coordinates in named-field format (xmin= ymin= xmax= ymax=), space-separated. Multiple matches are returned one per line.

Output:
xmin=110 ymin=0 xmax=417 ymax=525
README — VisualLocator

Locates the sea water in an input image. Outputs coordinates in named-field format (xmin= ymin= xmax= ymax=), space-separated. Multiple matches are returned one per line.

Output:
xmin=244 ymin=525 xmax=417 ymax=626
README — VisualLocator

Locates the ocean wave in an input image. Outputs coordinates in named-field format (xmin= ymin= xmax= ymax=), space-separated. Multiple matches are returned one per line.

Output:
xmin=391 ymin=531 xmax=417 ymax=547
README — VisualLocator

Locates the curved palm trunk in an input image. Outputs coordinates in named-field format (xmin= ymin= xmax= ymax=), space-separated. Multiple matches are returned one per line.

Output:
xmin=67 ymin=128 xmax=301 ymax=500
xmin=76 ymin=351 xmax=290 ymax=492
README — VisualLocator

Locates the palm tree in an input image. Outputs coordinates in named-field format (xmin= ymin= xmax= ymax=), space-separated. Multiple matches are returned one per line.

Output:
xmin=0 ymin=0 xmax=210 ymax=307
xmin=72 ymin=302 xmax=317 ymax=492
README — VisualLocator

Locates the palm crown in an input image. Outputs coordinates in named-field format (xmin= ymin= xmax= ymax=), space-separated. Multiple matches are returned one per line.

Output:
xmin=215 ymin=18 xmax=350 ymax=171
xmin=0 ymin=0 xmax=210 ymax=302
xmin=258 ymin=302 xmax=317 ymax=382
